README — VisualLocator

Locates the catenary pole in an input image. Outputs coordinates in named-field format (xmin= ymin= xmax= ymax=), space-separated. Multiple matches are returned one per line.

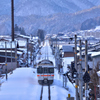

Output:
xmin=79 ymin=40 xmax=83 ymax=100
xmin=85 ymin=40 xmax=88 ymax=100
xmin=5 ymin=42 xmax=8 ymax=80
xmin=75 ymin=35 xmax=79 ymax=100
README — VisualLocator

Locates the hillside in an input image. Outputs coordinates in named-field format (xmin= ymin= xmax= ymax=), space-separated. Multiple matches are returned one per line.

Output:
xmin=0 ymin=1 xmax=100 ymax=35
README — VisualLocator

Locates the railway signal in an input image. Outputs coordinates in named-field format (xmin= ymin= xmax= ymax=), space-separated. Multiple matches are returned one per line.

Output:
xmin=72 ymin=68 xmax=78 ymax=78
xmin=83 ymin=71 xmax=90 ymax=83
xmin=71 ymin=62 xmax=78 ymax=78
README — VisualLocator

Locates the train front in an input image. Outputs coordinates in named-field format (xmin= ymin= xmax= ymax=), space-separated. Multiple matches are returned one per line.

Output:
xmin=37 ymin=60 xmax=54 ymax=84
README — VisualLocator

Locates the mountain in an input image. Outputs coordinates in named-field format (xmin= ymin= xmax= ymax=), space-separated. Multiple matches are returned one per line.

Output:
xmin=1 ymin=0 xmax=100 ymax=16
xmin=1 ymin=5 xmax=100 ymax=35
xmin=1 ymin=0 xmax=100 ymax=35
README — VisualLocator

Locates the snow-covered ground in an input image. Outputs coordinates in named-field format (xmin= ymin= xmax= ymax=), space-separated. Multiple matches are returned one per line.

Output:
xmin=0 ymin=67 xmax=75 ymax=100
xmin=0 ymin=40 xmax=75 ymax=100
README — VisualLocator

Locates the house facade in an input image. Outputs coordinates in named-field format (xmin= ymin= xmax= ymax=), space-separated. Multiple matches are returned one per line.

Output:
xmin=62 ymin=45 xmax=74 ymax=57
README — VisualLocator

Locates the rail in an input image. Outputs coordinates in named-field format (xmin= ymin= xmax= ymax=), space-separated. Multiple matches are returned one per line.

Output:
xmin=40 ymin=84 xmax=51 ymax=100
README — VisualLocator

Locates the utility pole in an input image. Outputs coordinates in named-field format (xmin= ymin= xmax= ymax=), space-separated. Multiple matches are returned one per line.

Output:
xmin=27 ymin=38 xmax=29 ymax=67
xmin=74 ymin=35 xmax=79 ymax=100
xmin=33 ymin=47 xmax=35 ymax=68
xmin=79 ymin=40 xmax=83 ymax=100
xmin=11 ymin=0 xmax=14 ymax=41
xmin=5 ymin=42 xmax=8 ymax=80
xmin=56 ymin=35 xmax=57 ymax=48
xmin=15 ymin=41 xmax=17 ymax=68
xmin=85 ymin=40 xmax=88 ymax=100
xmin=10 ymin=41 xmax=13 ymax=71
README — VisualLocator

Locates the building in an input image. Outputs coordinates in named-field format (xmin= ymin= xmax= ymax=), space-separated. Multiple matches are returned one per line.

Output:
xmin=0 ymin=40 xmax=17 ymax=74
xmin=62 ymin=45 xmax=74 ymax=57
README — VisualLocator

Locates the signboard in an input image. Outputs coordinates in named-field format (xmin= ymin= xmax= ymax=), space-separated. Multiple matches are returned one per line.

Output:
xmin=83 ymin=71 xmax=90 ymax=83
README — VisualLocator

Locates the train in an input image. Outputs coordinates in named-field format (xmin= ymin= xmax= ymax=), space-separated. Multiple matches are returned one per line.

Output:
xmin=37 ymin=59 xmax=54 ymax=84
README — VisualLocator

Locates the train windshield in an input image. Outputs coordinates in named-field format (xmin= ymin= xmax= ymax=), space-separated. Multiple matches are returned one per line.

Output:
xmin=48 ymin=68 xmax=54 ymax=73
xmin=44 ymin=68 xmax=48 ymax=73
xmin=37 ymin=67 xmax=43 ymax=73
xmin=37 ymin=67 xmax=54 ymax=74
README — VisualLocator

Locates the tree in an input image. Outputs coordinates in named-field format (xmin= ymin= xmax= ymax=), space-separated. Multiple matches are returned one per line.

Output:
xmin=80 ymin=18 xmax=96 ymax=30
xmin=14 ymin=24 xmax=19 ymax=31
xmin=20 ymin=27 xmax=26 ymax=35
xmin=37 ymin=29 xmax=45 ymax=41
xmin=89 ymin=62 xmax=99 ymax=100
xmin=19 ymin=27 xmax=21 ymax=32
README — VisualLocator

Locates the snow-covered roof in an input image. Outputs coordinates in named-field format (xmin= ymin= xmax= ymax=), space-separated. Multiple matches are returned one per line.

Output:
xmin=17 ymin=40 xmax=27 ymax=47
xmin=17 ymin=51 xmax=23 ymax=55
xmin=89 ymin=51 xmax=100 ymax=58
xmin=0 ymin=41 xmax=16 ymax=48
xmin=62 ymin=46 xmax=74 ymax=52
xmin=63 ymin=57 xmax=74 ymax=65
xmin=15 ymin=34 xmax=31 ymax=39
xmin=0 ymin=50 xmax=15 ymax=53
xmin=17 ymin=48 xmax=27 ymax=53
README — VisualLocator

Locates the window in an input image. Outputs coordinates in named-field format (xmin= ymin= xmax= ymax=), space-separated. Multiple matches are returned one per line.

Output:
xmin=43 ymin=68 xmax=48 ymax=73
xmin=49 ymin=68 xmax=54 ymax=73
xmin=37 ymin=67 xmax=54 ymax=74
xmin=37 ymin=68 xmax=43 ymax=73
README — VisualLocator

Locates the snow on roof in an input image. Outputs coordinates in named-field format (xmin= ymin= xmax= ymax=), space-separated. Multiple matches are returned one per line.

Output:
xmin=17 ymin=51 xmax=23 ymax=55
xmin=16 ymin=34 xmax=31 ymax=39
xmin=89 ymin=51 xmax=100 ymax=57
xmin=0 ymin=41 xmax=16 ymax=48
xmin=0 ymin=35 xmax=11 ymax=39
xmin=63 ymin=57 xmax=74 ymax=65
xmin=17 ymin=40 xmax=27 ymax=47
xmin=17 ymin=48 xmax=27 ymax=53
xmin=62 ymin=46 xmax=74 ymax=52
xmin=0 ymin=50 xmax=15 ymax=53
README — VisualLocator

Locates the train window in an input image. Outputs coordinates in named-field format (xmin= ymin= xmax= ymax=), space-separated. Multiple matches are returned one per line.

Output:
xmin=43 ymin=68 xmax=48 ymax=73
xmin=49 ymin=68 xmax=54 ymax=73
xmin=37 ymin=68 xmax=43 ymax=73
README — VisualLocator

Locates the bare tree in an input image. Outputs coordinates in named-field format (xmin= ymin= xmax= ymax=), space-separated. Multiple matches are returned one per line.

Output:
xmin=89 ymin=61 xmax=100 ymax=100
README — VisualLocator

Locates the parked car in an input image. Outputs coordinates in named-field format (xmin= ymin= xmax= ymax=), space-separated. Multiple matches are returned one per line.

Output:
xmin=19 ymin=62 xmax=27 ymax=67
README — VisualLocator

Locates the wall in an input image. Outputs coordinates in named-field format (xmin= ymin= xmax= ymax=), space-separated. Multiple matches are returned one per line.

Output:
xmin=1 ymin=62 xmax=17 ymax=73
xmin=64 ymin=52 xmax=74 ymax=57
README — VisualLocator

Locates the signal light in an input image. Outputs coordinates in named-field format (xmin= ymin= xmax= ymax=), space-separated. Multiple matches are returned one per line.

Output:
xmin=83 ymin=71 xmax=90 ymax=83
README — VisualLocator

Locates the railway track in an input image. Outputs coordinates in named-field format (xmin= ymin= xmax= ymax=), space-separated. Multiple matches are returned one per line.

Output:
xmin=40 ymin=84 xmax=51 ymax=100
